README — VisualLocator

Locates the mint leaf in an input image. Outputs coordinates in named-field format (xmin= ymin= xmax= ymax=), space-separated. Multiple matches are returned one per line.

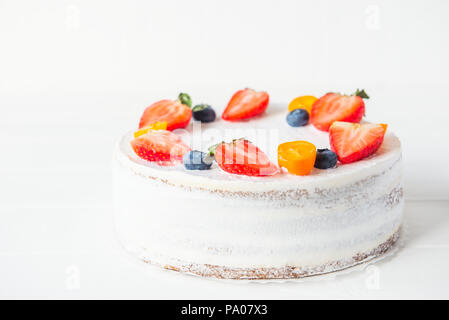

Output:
xmin=178 ymin=93 xmax=192 ymax=108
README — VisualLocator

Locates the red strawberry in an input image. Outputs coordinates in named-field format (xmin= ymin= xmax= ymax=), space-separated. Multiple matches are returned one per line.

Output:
xmin=214 ymin=139 xmax=279 ymax=176
xmin=139 ymin=99 xmax=192 ymax=131
xmin=130 ymin=130 xmax=190 ymax=165
xmin=311 ymin=90 xmax=369 ymax=131
xmin=222 ymin=88 xmax=269 ymax=121
xmin=329 ymin=121 xmax=388 ymax=164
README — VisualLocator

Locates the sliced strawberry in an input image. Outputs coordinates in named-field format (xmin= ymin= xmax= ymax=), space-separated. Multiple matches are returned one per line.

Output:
xmin=329 ymin=122 xmax=387 ymax=164
xmin=222 ymin=88 xmax=269 ymax=121
xmin=139 ymin=99 xmax=192 ymax=131
xmin=130 ymin=130 xmax=190 ymax=165
xmin=214 ymin=139 xmax=279 ymax=176
xmin=310 ymin=92 xmax=365 ymax=131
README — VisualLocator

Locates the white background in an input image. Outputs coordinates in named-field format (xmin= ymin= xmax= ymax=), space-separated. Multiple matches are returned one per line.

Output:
xmin=1 ymin=0 xmax=449 ymax=299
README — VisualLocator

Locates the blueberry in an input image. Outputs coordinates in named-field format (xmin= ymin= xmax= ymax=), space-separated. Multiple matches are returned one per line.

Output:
xmin=314 ymin=148 xmax=338 ymax=169
xmin=183 ymin=151 xmax=213 ymax=170
xmin=286 ymin=109 xmax=309 ymax=127
xmin=192 ymin=104 xmax=216 ymax=123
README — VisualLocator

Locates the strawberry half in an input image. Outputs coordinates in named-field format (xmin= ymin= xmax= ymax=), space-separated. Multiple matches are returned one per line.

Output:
xmin=222 ymin=88 xmax=269 ymax=121
xmin=310 ymin=90 xmax=368 ymax=131
xmin=139 ymin=99 xmax=192 ymax=131
xmin=214 ymin=139 xmax=279 ymax=176
xmin=329 ymin=121 xmax=387 ymax=164
xmin=130 ymin=130 xmax=190 ymax=165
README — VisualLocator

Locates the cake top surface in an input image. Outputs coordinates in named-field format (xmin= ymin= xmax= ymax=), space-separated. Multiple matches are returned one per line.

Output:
xmin=117 ymin=102 xmax=401 ymax=192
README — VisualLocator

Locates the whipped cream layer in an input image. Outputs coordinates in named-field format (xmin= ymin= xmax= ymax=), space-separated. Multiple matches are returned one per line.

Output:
xmin=113 ymin=103 xmax=404 ymax=278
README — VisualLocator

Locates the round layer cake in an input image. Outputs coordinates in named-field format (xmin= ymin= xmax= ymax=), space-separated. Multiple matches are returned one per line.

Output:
xmin=113 ymin=103 xmax=404 ymax=280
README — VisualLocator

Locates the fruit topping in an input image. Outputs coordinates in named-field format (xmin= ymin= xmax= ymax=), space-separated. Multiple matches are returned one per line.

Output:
xmin=222 ymin=88 xmax=269 ymax=121
xmin=130 ymin=130 xmax=190 ymax=165
xmin=314 ymin=148 xmax=338 ymax=169
xmin=183 ymin=151 xmax=213 ymax=170
xmin=329 ymin=121 xmax=387 ymax=164
xmin=310 ymin=90 xmax=369 ymax=131
xmin=192 ymin=104 xmax=216 ymax=123
xmin=214 ymin=139 xmax=279 ymax=176
xmin=288 ymin=95 xmax=317 ymax=115
xmin=139 ymin=94 xmax=192 ymax=131
xmin=133 ymin=121 xmax=168 ymax=138
xmin=277 ymin=141 xmax=317 ymax=176
xmin=286 ymin=109 xmax=309 ymax=127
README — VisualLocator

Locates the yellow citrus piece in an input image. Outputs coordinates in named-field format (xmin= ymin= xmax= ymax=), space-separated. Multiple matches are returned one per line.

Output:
xmin=134 ymin=121 xmax=168 ymax=138
xmin=288 ymin=95 xmax=318 ymax=114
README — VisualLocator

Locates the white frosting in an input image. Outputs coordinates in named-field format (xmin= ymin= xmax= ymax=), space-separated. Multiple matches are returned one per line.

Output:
xmin=113 ymin=103 xmax=404 ymax=277
xmin=117 ymin=102 xmax=402 ymax=192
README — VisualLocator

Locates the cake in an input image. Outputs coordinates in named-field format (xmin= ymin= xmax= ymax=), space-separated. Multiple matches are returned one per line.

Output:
xmin=113 ymin=90 xmax=404 ymax=280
